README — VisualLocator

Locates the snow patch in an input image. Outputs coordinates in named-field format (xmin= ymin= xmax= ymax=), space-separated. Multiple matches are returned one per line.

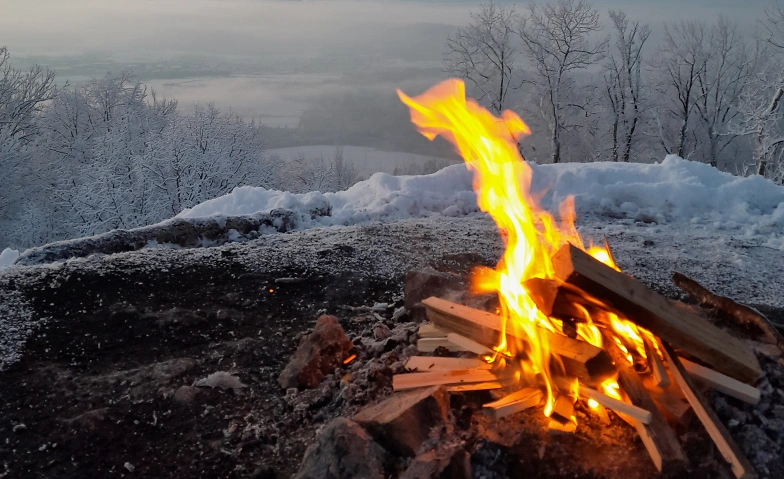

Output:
xmin=177 ymin=156 xmax=784 ymax=248
xmin=0 ymin=248 xmax=19 ymax=271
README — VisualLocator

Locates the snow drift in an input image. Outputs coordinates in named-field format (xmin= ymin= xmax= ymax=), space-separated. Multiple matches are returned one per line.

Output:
xmin=179 ymin=155 xmax=784 ymax=247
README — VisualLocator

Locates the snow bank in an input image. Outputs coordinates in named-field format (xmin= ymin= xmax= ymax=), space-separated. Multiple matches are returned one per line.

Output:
xmin=0 ymin=248 xmax=19 ymax=272
xmin=178 ymin=155 xmax=784 ymax=248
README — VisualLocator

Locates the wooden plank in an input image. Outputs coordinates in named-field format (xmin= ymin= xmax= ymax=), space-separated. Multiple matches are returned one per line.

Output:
xmin=446 ymin=333 xmax=494 ymax=356
xmin=393 ymin=369 xmax=499 ymax=391
xmin=550 ymin=395 xmax=576 ymax=426
xmin=422 ymin=297 xmax=616 ymax=386
xmin=643 ymin=335 xmax=670 ymax=388
xmin=552 ymin=244 xmax=762 ymax=384
xmin=446 ymin=381 xmax=503 ymax=392
xmin=578 ymin=385 xmax=652 ymax=424
xmin=405 ymin=356 xmax=491 ymax=372
xmin=484 ymin=389 xmax=543 ymax=419
xmin=661 ymin=342 xmax=757 ymax=479
xmin=603 ymin=334 xmax=688 ymax=473
xmin=681 ymin=358 xmax=761 ymax=405
xmin=417 ymin=322 xmax=449 ymax=338
xmin=416 ymin=337 xmax=468 ymax=353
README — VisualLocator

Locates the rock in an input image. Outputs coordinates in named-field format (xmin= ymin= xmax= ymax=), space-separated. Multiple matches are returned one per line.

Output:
xmin=400 ymin=447 xmax=471 ymax=479
xmin=353 ymin=385 xmax=450 ymax=457
xmin=403 ymin=268 xmax=465 ymax=310
xmin=12 ymin=423 xmax=26 ymax=433
xmin=291 ymin=418 xmax=390 ymax=479
xmin=173 ymin=386 xmax=201 ymax=405
xmin=65 ymin=408 xmax=109 ymax=432
xmin=124 ymin=462 xmax=135 ymax=472
xmin=193 ymin=371 xmax=247 ymax=389
xmin=278 ymin=315 xmax=353 ymax=390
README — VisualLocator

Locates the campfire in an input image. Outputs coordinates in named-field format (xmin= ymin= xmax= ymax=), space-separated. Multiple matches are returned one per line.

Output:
xmin=390 ymin=80 xmax=766 ymax=478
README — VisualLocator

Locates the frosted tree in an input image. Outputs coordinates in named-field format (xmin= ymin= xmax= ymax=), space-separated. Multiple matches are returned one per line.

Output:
xmin=602 ymin=11 xmax=650 ymax=163
xmin=692 ymin=17 xmax=755 ymax=169
xmin=444 ymin=3 xmax=521 ymax=114
xmin=517 ymin=0 xmax=607 ymax=163
xmin=652 ymin=21 xmax=711 ymax=159
xmin=0 ymin=47 xmax=56 ymax=243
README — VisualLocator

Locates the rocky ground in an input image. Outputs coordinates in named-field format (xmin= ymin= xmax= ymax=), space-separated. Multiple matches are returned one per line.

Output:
xmin=0 ymin=215 xmax=783 ymax=478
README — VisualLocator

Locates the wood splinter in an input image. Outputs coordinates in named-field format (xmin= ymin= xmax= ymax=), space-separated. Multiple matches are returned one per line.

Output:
xmin=661 ymin=341 xmax=757 ymax=479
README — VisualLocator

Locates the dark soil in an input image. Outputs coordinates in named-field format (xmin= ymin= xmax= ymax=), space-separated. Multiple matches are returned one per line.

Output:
xmin=1 ymin=246 xmax=783 ymax=479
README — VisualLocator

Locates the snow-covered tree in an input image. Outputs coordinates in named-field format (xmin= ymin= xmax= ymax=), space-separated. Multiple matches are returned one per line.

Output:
xmin=517 ymin=0 xmax=607 ymax=163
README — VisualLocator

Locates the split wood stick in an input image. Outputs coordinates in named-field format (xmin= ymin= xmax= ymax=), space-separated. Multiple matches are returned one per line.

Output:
xmin=417 ymin=322 xmax=449 ymax=338
xmin=552 ymin=244 xmax=762 ymax=384
xmin=603 ymin=334 xmax=688 ymax=472
xmin=485 ymin=389 xmax=543 ymax=419
xmin=672 ymin=272 xmax=784 ymax=354
xmin=578 ymin=385 xmax=652 ymax=424
xmin=548 ymin=420 xmax=577 ymax=433
xmin=446 ymin=333 xmax=494 ymax=356
xmin=643 ymin=335 xmax=670 ymax=388
xmin=446 ymin=382 xmax=503 ymax=392
xmin=422 ymin=297 xmax=616 ymax=386
xmin=550 ymin=395 xmax=577 ymax=426
xmin=661 ymin=342 xmax=757 ymax=479
xmin=416 ymin=337 xmax=468 ymax=353
xmin=680 ymin=358 xmax=761 ymax=405
xmin=405 ymin=356 xmax=491 ymax=372
xmin=644 ymin=373 xmax=694 ymax=428
xmin=483 ymin=387 xmax=542 ymax=410
xmin=392 ymin=369 xmax=499 ymax=391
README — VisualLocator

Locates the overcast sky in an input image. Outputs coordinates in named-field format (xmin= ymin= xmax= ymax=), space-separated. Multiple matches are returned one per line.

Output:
xmin=1 ymin=0 xmax=771 ymax=60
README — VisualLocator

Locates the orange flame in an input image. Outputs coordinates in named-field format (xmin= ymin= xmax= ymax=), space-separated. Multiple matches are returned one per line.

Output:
xmin=398 ymin=79 xmax=653 ymax=422
xmin=398 ymin=80 xmax=590 ymax=416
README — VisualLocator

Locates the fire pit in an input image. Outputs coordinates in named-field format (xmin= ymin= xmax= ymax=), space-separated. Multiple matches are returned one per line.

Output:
xmin=386 ymin=80 xmax=766 ymax=477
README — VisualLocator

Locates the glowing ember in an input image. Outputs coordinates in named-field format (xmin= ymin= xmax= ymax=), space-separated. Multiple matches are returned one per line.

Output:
xmin=398 ymin=79 xmax=656 ymax=422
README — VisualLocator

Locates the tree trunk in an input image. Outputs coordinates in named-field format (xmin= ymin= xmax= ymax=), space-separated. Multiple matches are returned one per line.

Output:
xmin=551 ymin=123 xmax=561 ymax=164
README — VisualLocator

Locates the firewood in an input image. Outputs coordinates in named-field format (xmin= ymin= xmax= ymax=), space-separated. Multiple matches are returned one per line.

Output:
xmin=603 ymin=334 xmax=687 ymax=473
xmin=354 ymin=385 xmax=449 ymax=457
xmin=524 ymin=277 xmax=609 ymax=321
xmin=417 ymin=322 xmax=449 ymax=338
xmin=550 ymin=395 xmax=576 ymax=426
xmin=643 ymin=335 xmax=670 ymax=388
xmin=672 ymin=271 xmax=784 ymax=354
xmin=661 ymin=342 xmax=757 ymax=479
xmin=551 ymin=244 xmax=762 ymax=384
xmin=416 ymin=338 xmax=468 ymax=353
xmin=405 ymin=356 xmax=491 ymax=372
xmin=446 ymin=333 xmax=494 ymax=355
xmin=422 ymin=297 xmax=616 ymax=386
xmin=578 ymin=385 xmax=652 ymax=424
xmin=548 ymin=420 xmax=577 ymax=433
xmin=679 ymin=358 xmax=761 ymax=405
xmin=393 ymin=369 xmax=500 ymax=391
xmin=483 ymin=388 xmax=543 ymax=418
xmin=643 ymin=373 xmax=694 ymax=428
xmin=446 ymin=382 xmax=504 ymax=392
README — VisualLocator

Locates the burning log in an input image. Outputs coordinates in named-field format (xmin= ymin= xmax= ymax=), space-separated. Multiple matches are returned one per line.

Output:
xmin=603 ymin=334 xmax=688 ymax=473
xmin=446 ymin=333 xmax=494 ymax=356
xmin=405 ymin=356 xmax=491 ymax=372
xmin=578 ymin=385 xmax=652 ymax=424
xmin=643 ymin=335 xmax=670 ymax=388
xmin=422 ymin=297 xmax=616 ymax=386
xmin=672 ymin=271 xmax=784 ymax=354
xmin=661 ymin=342 xmax=757 ymax=479
xmin=551 ymin=244 xmax=763 ymax=384
xmin=483 ymin=388 xmax=543 ymax=419
xmin=392 ymin=369 xmax=501 ymax=391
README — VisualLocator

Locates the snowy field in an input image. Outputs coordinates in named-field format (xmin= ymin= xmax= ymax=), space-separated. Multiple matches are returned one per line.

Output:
xmin=264 ymin=145 xmax=457 ymax=177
